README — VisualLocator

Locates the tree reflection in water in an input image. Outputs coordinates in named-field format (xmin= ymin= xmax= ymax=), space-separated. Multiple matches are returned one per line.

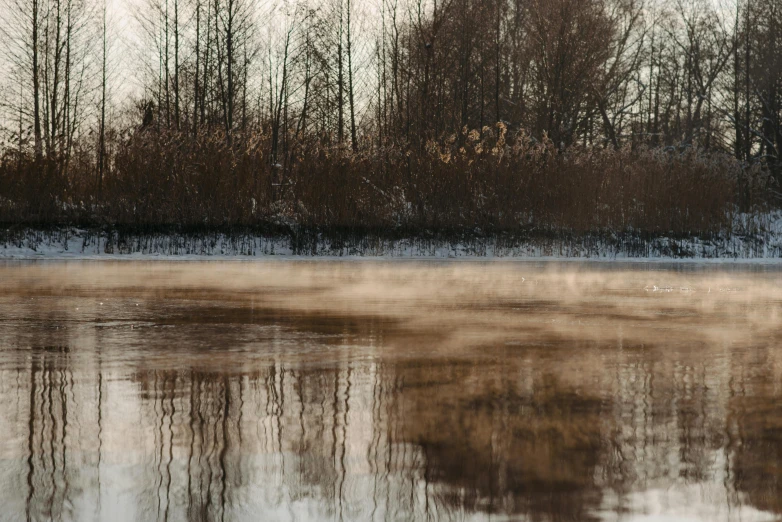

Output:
xmin=1 ymin=261 xmax=782 ymax=521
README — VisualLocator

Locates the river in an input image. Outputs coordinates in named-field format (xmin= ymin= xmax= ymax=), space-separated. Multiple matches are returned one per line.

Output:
xmin=1 ymin=260 xmax=781 ymax=521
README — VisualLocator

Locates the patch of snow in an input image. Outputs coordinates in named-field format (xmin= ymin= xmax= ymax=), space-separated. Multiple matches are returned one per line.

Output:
xmin=1 ymin=212 xmax=781 ymax=261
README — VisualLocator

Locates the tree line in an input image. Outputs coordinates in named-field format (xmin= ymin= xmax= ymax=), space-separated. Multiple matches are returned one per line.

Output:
xmin=0 ymin=0 xmax=779 ymax=231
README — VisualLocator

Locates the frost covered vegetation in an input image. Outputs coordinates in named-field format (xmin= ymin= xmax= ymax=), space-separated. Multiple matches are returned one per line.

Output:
xmin=0 ymin=128 xmax=774 ymax=237
xmin=0 ymin=0 xmax=781 ymax=249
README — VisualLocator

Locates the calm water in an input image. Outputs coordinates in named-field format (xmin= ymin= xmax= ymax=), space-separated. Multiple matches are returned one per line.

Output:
xmin=1 ymin=261 xmax=782 ymax=522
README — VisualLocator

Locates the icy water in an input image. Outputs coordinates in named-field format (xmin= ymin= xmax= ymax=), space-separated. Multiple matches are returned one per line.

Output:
xmin=1 ymin=261 xmax=782 ymax=522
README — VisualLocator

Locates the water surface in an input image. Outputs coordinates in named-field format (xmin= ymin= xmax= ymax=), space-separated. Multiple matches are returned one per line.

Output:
xmin=1 ymin=260 xmax=782 ymax=521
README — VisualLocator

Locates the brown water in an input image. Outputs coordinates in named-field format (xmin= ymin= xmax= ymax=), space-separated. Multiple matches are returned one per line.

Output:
xmin=1 ymin=261 xmax=782 ymax=522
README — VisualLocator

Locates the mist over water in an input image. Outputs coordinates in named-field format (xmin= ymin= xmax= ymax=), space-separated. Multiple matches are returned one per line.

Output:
xmin=1 ymin=260 xmax=782 ymax=522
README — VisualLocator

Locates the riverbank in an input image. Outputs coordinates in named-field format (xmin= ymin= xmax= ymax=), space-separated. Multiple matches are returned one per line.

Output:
xmin=2 ymin=213 xmax=781 ymax=260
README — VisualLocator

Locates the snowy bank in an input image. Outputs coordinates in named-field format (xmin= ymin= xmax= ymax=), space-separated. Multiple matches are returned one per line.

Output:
xmin=2 ymin=213 xmax=782 ymax=261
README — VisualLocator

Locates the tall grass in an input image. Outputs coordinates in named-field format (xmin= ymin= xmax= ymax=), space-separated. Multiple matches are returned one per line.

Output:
xmin=0 ymin=124 xmax=773 ymax=236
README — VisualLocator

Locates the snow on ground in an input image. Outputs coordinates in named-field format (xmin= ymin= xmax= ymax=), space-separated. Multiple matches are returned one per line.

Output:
xmin=2 ymin=212 xmax=781 ymax=261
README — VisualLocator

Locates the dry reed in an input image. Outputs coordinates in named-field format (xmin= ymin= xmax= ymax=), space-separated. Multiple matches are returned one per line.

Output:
xmin=0 ymin=124 xmax=772 ymax=236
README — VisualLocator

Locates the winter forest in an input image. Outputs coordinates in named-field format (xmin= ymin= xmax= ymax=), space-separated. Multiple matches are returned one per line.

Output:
xmin=1 ymin=0 xmax=781 ymax=237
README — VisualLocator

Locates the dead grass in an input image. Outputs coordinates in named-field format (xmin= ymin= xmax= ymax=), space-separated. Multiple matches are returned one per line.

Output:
xmin=0 ymin=124 xmax=773 ymax=236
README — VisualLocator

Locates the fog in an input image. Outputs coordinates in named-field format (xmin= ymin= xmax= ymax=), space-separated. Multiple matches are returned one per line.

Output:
xmin=1 ymin=261 xmax=781 ymax=521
